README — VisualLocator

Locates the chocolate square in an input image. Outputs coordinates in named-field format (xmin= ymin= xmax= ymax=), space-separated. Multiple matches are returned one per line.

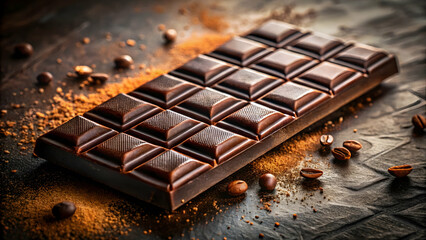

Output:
xmin=217 ymin=103 xmax=294 ymax=140
xmin=169 ymin=55 xmax=237 ymax=86
xmin=286 ymin=33 xmax=346 ymax=60
xmin=213 ymin=68 xmax=283 ymax=101
xmin=329 ymin=44 xmax=389 ymax=73
xmin=84 ymin=133 xmax=164 ymax=172
xmin=172 ymin=88 xmax=246 ymax=124
xmin=34 ymin=116 xmax=117 ymax=154
xmin=129 ymin=74 xmax=201 ymax=109
xmin=207 ymin=37 xmax=272 ymax=66
xmin=83 ymin=93 xmax=162 ymax=131
xmin=245 ymin=20 xmax=305 ymax=47
xmin=174 ymin=126 xmax=255 ymax=166
xmin=133 ymin=150 xmax=212 ymax=191
xmin=127 ymin=110 xmax=207 ymax=148
xmin=250 ymin=49 xmax=319 ymax=79
xmin=257 ymin=81 xmax=330 ymax=116
xmin=293 ymin=62 xmax=364 ymax=95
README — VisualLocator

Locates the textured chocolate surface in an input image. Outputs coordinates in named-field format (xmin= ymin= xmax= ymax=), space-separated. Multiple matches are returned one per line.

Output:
xmin=34 ymin=20 xmax=398 ymax=210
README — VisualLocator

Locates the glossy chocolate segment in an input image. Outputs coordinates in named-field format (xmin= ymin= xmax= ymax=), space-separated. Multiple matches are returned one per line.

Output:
xmin=245 ymin=20 xmax=305 ymax=47
xmin=207 ymin=37 xmax=271 ymax=66
xmin=173 ymin=88 xmax=246 ymax=124
xmin=134 ymin=150 xmax=212 ymax=191
xmin=250 ymin=49 xmax=319 ymax=79
xmin=217 ymin=103 xmax=293 ymax=140
xmin=169 ymin=55 xmax=237 ymax=86
xmin=213 ymin=68 xmax=283 ymax=101
xmin=83 ymin=93 xmax=162 ymax=131
xmin=129 ymin=74 xmax=201 ymax=109
xmin=174 ymin=126 xmax=255 ymax=166
xmin=127 ymin=110 xmax=207 ymax=148
xmin=287 ymin=33 xmax=346 ymax=60
xmin=84 ymin=133 xmax=164 ymax=172
xmin=329 ymin=44 xmax=388 ymax=73
xmin=34 ymin=116 xmax=117 ymax=154
xmin=293 ymin=62 xmax=364 ymax=95
xmin=257 ymin=81 xmax=330 ymax=116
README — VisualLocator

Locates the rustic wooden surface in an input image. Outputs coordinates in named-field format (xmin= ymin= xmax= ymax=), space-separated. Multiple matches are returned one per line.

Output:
xmin=1 ymin=0 xmax=425 ymax=239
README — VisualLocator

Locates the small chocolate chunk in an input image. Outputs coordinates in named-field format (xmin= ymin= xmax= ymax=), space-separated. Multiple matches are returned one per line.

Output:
xmin=412 ymin=114 xmax=426 ymax=130
xmin=90 ymin=73 xmax=109 ymax=83
xmin=388 ymin=165 xmax=413 ymax=178
xmin=74 ymin=65 xmax=93 ymax=77
xmin=320 ymin=135 xmax=333 ymax=146
xmin=52 ymin=201 xmax=76 ymax=219
xmin=37 ymin=72 xmax=53 ymax=85
xmin=343 ymin=140 xmax=362 ymax=152
xmin=300 ymin=168 xmax=323 ymax=179
xmin=14 ymin=43 xmax=33 ymax=57
xmin=227 ymin=180 xmax=248 ymax=196
xmin=114 ymin=55 xmax=134 ymax=69
xmin=164 ymin=29 xmax=177 ymax=43
xmin=332 ymin=147 xmax=351 ymax=160
xmin=259 ymin=173 xmax=277 ymax=191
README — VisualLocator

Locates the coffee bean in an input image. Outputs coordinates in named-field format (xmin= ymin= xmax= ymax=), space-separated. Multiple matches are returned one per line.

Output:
xmin=388 ymin=165 xmax=413 ymax=178
xmin=114 ymin=55 xmax=134 ymax=69
xmin=52 ymin=201 xmax=76 ymax=219
xmin=36 ymin=72 xmax=53 ymax=85
xmin=331 ymin=147 xmax=351 ymax=160
xmin=74 ymin=65 xmax=93 ymax=77
xmin=320 ymin=135 xmax=333 ymax=146
xmin=14 ymin=43 xmax=33 ymax=57
xmin=227 ymin=180 xmax=248 ymax=196
xmin=90 ymin=73 xmax=109 ymax=83
xmin=343 ymin=140 xmax=362 ymax=152
xmin=259 ymin=173 xmax=277 ymax=191
xmin=412 ymin=114 xmax=426 ymax=130
xmin=164 ymin=29 xmax=177 ymax=42
xmin=300 ymin=168 xmax=323 ymax=179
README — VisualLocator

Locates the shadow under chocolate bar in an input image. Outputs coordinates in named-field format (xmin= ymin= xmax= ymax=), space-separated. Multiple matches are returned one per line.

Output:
xmin=34 ymin=20 xmax=399 ymax=210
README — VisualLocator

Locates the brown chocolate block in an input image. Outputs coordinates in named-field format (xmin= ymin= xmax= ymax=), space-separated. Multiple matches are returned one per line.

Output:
xmin=286 ymin=33 xmax=347 ymax=60
xmin=174 ymin=126 xmax=255 ymax=166
xmin=250 ymin=49 xmax=319 ymax=80
xmin=84 ymin=93 xmax=162 ymax=131
xmin=293 ymin=62 xmax=364 ymax=95
xmin=129 ymin=74 xmax=201 ymax=109
xmin=217 ymin=103 xmax=294 ymax=140
xmin=257 ymin=81 xmax=330 ymax=117
xmin=207 ymin=37 xmax=272 ymax=66
xmin=169 ymin=55 xmax=237 ymax=86
xmin=84 ymin=133 xmax=164 ymax=172
xmin=244 ymin=20 xmax=305 ymax=48
xmin=213 ymin=68 xmax=283 ymax=101
xmin=127 ymin=110 xmax=207 ymax=148
xmin=172 ymin=88 xmax=246 ymax=124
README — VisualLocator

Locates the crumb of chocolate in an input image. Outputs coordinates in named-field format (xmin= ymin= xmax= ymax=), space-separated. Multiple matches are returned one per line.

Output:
xmin=126 ymin=39 xmax=136 ymax=46
xmin=82 ymin=37 xmax=90 ymax=44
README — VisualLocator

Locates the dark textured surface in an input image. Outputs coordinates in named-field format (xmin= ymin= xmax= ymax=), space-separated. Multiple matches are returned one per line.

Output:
xmin=1 ymin=0 xmax=425 ymax=239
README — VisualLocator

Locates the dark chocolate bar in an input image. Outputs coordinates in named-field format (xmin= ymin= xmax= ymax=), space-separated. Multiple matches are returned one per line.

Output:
xmin=34 ymin=20 xmax=399 ymax=210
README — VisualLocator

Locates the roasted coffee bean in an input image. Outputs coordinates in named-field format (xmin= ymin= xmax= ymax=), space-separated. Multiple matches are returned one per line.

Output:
xmin=90 ymin=73 xmax=109 ymax=83
xmin=332 ymin=147 xmax=351 ymax=160
xmin=388 ymin=165 xmax=413 ymax=178
xmin=343 ymin=140 xmax=362 ymax=152
xmin=36 ymin=72 xmax=53 ymax=85
xmin=114 ymin=55 xmax=134 ymax=69
xmin=14 ymin=43 xmax=33 ymax=57
xmin=300 ymin=168 xmax=323 ymax=179
xmin=52 ymin=201 xmax=76 ymax=219
xmin=259 ymin=173 xmax=277 ymax=191
xmin=227 ymin=180 xmax=248 ymax=196
xmin=320 ymin=135 xmax=333 ymax=146
xmin=74 ymin=65 xmax=93 ymax=77
xmin=163 ymin=29 xmax=177 ymax=42
xmin=412 ymin=114 xmax=426 ymax=130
